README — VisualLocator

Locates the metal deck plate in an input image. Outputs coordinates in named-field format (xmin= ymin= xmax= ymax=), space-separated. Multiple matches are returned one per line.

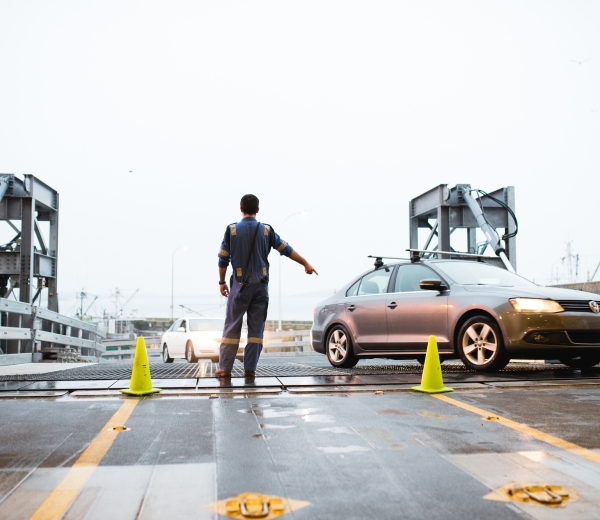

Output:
xmin=0 ymin=359 xmax=598 ymax=382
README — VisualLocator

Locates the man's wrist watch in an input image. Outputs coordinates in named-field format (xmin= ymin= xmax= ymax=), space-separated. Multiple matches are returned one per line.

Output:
xmin=219 ymin=281 xmax=226 ymax=285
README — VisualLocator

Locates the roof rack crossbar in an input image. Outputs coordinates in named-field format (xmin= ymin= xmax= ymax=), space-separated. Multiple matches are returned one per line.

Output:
xmin=367 ymin=255 xmax=411 ymax=260
xmin=406 ymin=249 xmax=493 ymax=259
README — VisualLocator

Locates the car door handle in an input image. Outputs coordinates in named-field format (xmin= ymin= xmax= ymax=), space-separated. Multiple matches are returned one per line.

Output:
xmin=387 ymin=302 xmax=397 ymax=309
xmin=347 ymin=305 xmax=356 ymax=312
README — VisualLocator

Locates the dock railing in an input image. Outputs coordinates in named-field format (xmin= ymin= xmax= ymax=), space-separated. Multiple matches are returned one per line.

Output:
xmin=263 ymin=330 xmax=312 ymax=353
xmin=0 ymin=298 xmax=106 ymax=364
xmin=134 ymin=330 xmax=312 ymax=364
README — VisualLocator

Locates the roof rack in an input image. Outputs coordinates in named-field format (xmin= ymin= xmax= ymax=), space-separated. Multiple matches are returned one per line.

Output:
xmin=407 ymin=249 xmax=495 ymax=263
xmin=407 ymin=248 xmax=489 ymax=258
xmin=367 ymin=255 xmax=411 ymax=269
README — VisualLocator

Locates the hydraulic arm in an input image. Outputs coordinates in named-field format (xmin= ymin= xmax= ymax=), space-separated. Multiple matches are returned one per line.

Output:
xmin=461 ymin=188 xmax=515 ymax=273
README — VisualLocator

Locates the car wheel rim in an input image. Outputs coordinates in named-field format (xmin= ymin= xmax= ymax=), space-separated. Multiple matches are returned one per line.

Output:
xmin=163 ymin=347 xmax=169 ymax=361
xmin=463 ymin=323 xmax=497 ymax=365
xmin=186 ymin=346 xmax=191 ymax=361
xmin=328 ymin=330 xmax=347 ymax=362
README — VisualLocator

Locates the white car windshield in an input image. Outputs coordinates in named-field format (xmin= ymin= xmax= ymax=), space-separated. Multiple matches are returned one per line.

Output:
xmin=189 ymin=319 xmax=226 ymax=331
xmin=435 ymin=261 xmax=536 ymax=287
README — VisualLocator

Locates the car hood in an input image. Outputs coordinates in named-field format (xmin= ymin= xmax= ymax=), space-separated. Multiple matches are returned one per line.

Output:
xmin=461 ymin=284 xmax=600 ymax=300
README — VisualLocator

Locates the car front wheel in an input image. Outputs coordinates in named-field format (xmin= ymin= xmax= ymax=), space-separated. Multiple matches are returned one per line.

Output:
xmin=558 ymin=354 xmax=600 ymax=369
xmin=163 ymin=344 xmax=174 ymax=363
xmin=186 ymin=341 xmax=198 ymax=363
xmin=457 ymin=316 xmax=509 ymax=372
xmin=326 ymin=326 xmax=358 ymax=368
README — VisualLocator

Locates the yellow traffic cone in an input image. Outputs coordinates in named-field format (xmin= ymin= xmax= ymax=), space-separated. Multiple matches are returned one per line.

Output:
xmin=412 ymin=335 xmax=453 ymax=394
xmin=120 ymin=336 xmax=162 ymax=396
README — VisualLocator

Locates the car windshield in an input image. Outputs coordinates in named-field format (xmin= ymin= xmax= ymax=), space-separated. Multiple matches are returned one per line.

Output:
xmin=434 ymin=261 xmax=536 ymax=287
xmin=189 ymin=319 xmax=226 ymax=331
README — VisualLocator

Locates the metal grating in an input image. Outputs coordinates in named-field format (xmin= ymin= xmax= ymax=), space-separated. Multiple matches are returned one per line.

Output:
xmin=0 ymin=359 xmax=590 ymax=381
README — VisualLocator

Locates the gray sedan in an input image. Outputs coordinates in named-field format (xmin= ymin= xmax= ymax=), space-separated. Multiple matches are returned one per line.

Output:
xmin=311 ymin=259 xmax=600 ymax=371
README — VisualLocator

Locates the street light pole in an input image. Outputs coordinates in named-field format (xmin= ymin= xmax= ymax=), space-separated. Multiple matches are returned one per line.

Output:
xmin=171 ymin=246 xmax=187 ymax=319
xmin=278 ymin=210 xmax=307 ymax=331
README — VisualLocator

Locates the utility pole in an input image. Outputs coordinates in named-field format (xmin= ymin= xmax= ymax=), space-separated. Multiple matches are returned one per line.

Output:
xmin=278 ymin=210 xmax=307 ymax=331
xmin=171 ymin=247 xmax=187 ymax=320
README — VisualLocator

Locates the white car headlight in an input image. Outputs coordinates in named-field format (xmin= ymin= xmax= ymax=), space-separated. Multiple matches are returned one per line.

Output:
xmin=509 ymin=298 xmax=564 ymax=313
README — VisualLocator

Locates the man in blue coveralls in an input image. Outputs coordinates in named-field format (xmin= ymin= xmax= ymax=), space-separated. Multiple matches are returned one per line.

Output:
xmin=217 ymin=194 xmax=318 ymax=378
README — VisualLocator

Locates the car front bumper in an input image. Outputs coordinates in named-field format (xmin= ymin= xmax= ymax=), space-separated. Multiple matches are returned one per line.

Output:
xmin=498 ymin=307 xmax=600 ymax=352
xmin=196 ymin=346 xmax=245 ymax=356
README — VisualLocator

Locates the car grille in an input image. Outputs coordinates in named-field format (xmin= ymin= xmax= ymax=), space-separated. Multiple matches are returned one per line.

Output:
xmin=556 ymin=300 xmax=600 ymax=313
xmin=566 ymin=330 xmax=600 ymax=344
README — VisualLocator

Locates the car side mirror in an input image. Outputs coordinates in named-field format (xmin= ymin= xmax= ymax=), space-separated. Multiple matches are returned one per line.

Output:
xmin=177 ymin=327 xmax=186 ymax=332
xmin=420 ymin=279 xmax=448 ymax=292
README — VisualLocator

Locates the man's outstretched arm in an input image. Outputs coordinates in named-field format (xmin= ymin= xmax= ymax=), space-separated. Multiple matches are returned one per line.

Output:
xmin=289 ymin=250 xmax=318 ymax=275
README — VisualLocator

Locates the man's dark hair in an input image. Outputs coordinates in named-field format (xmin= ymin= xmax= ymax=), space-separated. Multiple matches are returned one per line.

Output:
xmin=240 ymin=194 xmax=259 ymax=214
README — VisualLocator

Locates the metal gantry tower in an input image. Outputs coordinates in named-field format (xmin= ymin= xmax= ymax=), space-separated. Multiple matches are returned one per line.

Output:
xmin=409 ymin=184 xmax=517 ymax=270
xmin=0 ymin=174 xmax=59 ymax=309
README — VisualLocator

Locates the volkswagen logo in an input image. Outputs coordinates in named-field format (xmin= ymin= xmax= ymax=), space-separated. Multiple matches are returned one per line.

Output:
xmin=590 ymin=301 xmax=600 ymax=314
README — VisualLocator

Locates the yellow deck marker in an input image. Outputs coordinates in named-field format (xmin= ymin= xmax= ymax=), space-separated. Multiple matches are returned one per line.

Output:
xmin=433 ymin=394 xmax=600 ymax=465
xmin=30 ymin=399 xmax=138 ymax=520
xmin=205 ymin=493 xmax=310 ymax=519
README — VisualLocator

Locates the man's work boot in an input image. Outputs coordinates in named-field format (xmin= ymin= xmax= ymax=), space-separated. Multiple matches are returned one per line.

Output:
xmin=215 ymin=369 xmax=231 ymax=378
xmin=244 ymin=370 xmax=256 ymax=378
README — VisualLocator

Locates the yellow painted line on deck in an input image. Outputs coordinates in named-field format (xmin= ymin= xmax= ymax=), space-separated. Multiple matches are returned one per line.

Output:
xmin=433 ymin=394 xmax=600 ymax=465
xmin=29 ymin=399 xmax=139 ymax=520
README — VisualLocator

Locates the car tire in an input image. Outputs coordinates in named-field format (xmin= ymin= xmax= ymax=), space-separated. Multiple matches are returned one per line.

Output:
xmin=186 ymin=341 xmax=198 ymax=363
xmin=236 ymin=356 xmax=244 ymax=363
xmin=210 ymin=356 xmax=219 ymax=363
xmin=326 ymin=326 xmax=358 ymax=368
xmin=457 ymin=316 xmax=509 ymax=372
xmin=163 ymin=344 xmax=174 ymax=363
xmin=558 ymin=354 xmax=600 ymax=369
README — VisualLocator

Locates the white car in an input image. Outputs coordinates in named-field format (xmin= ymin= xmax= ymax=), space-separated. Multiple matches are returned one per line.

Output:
xmin=161 ymin=317 xmax=246 ymax=363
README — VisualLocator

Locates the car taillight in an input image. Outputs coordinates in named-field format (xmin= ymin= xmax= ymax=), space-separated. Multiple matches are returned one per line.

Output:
xmin=313 ymin=307 xmax=317 ymax=317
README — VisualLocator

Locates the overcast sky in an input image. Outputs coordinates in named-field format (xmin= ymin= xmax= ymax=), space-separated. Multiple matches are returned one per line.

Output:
xmin=0 ymin=1 xmax=599 ymax=320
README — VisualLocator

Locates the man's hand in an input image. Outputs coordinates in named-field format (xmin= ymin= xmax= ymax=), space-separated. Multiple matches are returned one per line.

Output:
xmin=289 ymin=250 xmax=318 ymax=275
xmin=218 ymin=267 xmax=229 ymax=296
xmin=304 ymin=262 xmax=318 ymax=275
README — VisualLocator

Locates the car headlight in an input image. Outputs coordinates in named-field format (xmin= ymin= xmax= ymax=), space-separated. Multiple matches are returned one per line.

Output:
xmin=509 ymin=298 xmax=564 ymax=313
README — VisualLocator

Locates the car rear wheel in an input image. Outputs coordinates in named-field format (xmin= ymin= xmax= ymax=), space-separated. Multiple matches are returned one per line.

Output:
xmin=326 ymin=326 xmax=358 ymax=368
xmin=457 ymin=316 xmax=509 ymax=372
xmin=558 ymin=354 xmax=600 ymax=369
xmin=186 ymin=341 xmax=198 ymax=363
xmin=163 ymin=344 xmax=173 ymax=363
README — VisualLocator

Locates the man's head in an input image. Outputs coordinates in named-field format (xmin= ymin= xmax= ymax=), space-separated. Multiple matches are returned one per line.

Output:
xmin=240 ymin=194 xmax=259 ymax=216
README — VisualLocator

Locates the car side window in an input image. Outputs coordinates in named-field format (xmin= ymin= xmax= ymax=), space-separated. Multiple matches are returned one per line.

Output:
xmin=394 ymin=264 xmax=439 ymax=293
xmin=346 ymin=279 xmax=360 ymax=297
xmin=357 ymin=267 xmax=393 ymax=296
xmin=171 ymin=319 xmax=182 ymax=331
xmin=180 ymin=320 xmax=187 ymax=331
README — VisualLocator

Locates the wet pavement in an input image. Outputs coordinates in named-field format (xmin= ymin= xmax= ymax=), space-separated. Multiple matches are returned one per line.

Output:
xmin=1 ymin=358 xmax=600 ymax=519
